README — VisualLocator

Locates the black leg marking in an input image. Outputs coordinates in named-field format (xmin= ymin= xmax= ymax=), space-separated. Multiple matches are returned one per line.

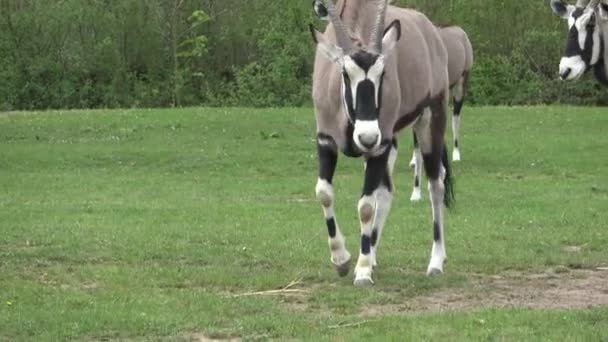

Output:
xmin=433 ymin=221 xmax=441 ymax=242
xmin=370 ymin=228 xmax=378 ymax=247
xmin=414 ymin=176 xmax=420 ymax=187
xmin=361 ymin=235 xmax=371 ymax=255
xmin=326 ymin=218 xmax=337 ymax=238
xmin=317 ymin=133 xmax=337 ymax=183
xmin=422 ymin=152 xmax=442 ymax=180
xmin=453 ymin=98 xmax=464 ymax=116
xmin=413 ymin=132 xmax=418 ymax=148
xmin=454 ymin=139 xmax=459 ymax=149
xmin=362 ymin=147 xmax=392 ymax=195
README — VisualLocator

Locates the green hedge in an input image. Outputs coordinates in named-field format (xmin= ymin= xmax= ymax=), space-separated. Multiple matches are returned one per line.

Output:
xmin=0 ymin=0 xmax=606 ymax=110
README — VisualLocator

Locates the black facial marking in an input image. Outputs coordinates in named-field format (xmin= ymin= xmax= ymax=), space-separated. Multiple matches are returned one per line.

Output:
xmin=317 ymin=133 xmax=338 ymax=183
xmin=371 ymin=229 xmax=378 ymax=247
xmin=351 ymin=51 xmax=380 ymax=71
xmin=356 ymin=80 xmax=378 ymax=120
xmin=433 ymin=221 xmax=441 ymax=242
xmin=326 ymin=217 xmax=337 ymax=238
xmin=361 ymin=235 xmax=371 ymax=254
xmin=564 ymin=8 xmax=596 ymax=66
xmin=342 ymin=72 xmax=356 ymax=122
xmin=343 ymin=50 xmax=384 ymax=121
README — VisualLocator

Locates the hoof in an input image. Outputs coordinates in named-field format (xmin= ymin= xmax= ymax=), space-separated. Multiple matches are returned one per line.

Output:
xmin=427 ymin=267 xmax=443 ymax=276
xmin=333 ymin=258 xmax=351 ymax=277
xmin=410 ymin=190 xmax=422 ymax=202
xmin=353 ymin=275 xmax=374 ymax=287
xmin=452 ymin=150 xmax=461 ymax=162
xmin=409 ymin=155 xmax=416 ymax=168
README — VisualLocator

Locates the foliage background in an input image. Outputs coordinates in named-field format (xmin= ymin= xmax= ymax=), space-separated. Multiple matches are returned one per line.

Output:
xmin=1 ymin=0 xmax=607 ymax=111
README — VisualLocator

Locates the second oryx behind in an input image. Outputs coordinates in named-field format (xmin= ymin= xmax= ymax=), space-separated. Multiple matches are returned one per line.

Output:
xmin=410 ymin=25 xmax=473 ymax=201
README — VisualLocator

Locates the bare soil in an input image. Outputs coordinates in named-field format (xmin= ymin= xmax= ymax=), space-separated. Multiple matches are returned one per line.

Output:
xmin=362 ymin=268 xmax=608 ymax=316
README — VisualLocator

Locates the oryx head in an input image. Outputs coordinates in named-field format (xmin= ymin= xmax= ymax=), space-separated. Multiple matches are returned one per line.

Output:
xmin=550 ymin=0 xmax=608 ymax=80
xmin=310 ymin=0 xmax=400 ymax=152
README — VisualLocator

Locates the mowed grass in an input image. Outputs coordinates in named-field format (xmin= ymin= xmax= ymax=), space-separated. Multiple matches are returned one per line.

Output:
xmin=0 ymin=106 xmax=607 ymax=340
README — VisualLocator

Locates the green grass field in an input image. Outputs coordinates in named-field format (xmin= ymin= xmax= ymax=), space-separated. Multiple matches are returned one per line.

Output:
xmin=1 ymin=106 xmax=607 ymax=341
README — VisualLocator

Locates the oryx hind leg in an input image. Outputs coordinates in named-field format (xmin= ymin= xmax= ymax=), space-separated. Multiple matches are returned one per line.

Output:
xmin=315 ymin=133 xmax=351 ymax=277
xmin=451 ymin=77 xmax=465 ymax=162
xmin=414 ymin=98 xmax=450 ymax=276
xmin=410 ymin=132 xmax=423 ymax=202
xmin=354 ymin=142 xmax=393 ymax=287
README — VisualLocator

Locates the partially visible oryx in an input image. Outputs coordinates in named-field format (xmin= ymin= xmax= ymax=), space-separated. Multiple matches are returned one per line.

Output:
xmin=310 ymin=0 xmax=454 ymax=286
xmin=409 ymin=26 xmax=473 ymax=201
xmin=550 ymin=0 xmax=608 ymax=85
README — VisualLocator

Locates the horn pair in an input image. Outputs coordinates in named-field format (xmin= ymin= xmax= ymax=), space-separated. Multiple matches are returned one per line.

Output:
xmin=322 ymin=0 xmax=388 ymax=53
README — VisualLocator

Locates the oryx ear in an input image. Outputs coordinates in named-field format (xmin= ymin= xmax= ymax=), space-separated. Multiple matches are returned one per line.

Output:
xmin=310 ymin=24 xmax=345 ymax=64
xmin=313 ymin=0 xmax=329 ymax=21
xmin=382 ymin=20 xmax=401 ymax=54
xmin=551 ymin=0 xmax=574 ymax=19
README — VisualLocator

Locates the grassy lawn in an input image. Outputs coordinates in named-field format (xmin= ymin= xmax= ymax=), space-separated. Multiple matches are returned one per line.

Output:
xmin=1 ymin=106 xmax=607 ymax=341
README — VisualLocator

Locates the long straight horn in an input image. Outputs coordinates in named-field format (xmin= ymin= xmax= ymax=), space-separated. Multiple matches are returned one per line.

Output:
xmin=577 ymin=0 xmax=590 ymax=7
xmin=323 ymin=0 xmax=353 ymax=53
xmin=370 ymin=0 xmax=389 ymax=53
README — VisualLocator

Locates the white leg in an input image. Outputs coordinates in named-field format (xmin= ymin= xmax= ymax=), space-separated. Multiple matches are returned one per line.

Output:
xmin=451 ymin=80 xmax=464 ymax=162
xmin=414 ymin=107 xmax=448 ymax=275
xmin=371 ymin=142 xmax=397 ymax=269
xmin=316 ymin=179 xmax=351 ymax=275
xmin=354 ymin=147 xmax=393 ymax=287
xmin=354 ymin=194 xmax=376 ymax=286
xmin=410 ymin=147 xmax=423 ymax=202
xmin=427 ymin=171 xmax=447 ymax=275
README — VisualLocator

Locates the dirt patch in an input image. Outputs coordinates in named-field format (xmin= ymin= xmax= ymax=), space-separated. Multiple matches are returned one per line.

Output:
xmin=186 ymin=335 xmax=241 ymax=342
xmin=362 ymin=268 xmax=608 ymax=316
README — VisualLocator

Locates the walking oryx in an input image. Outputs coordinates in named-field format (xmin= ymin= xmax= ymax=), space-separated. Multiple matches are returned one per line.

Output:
xmin=550 ymin=0 xmax=608 ymax=85
xmin=410 ymin=25 xmax=473 ymax=201
xmin=310 ymin=0 xmax=454 ymax=286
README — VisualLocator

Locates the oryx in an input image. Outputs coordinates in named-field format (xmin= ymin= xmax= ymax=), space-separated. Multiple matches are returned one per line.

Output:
xmin=550 ymin=0 xmax=608 ymax=85
xmin=310 ymin=0 xmax=454 ymax=286
xmin=410 ymin=25 xmax=473 ymax=201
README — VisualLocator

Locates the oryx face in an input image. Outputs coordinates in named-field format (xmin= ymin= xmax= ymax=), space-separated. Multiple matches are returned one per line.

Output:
xmin=551 ymin=1 xmax=601 ymax=80
xmin=341 ymin=51 xmax=386 ymax=151
xmin=310 ymin=18 xmax=401 ymax=152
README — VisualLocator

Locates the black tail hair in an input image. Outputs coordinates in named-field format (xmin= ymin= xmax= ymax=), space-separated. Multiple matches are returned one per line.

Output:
xmin=442 ymin=143 xmax=455 ymax=208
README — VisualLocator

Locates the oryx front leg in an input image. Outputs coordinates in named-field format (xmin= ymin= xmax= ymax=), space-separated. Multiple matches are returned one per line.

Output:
xmin=315 ymin=134 xmax=351 ymax=277
xmin=415 ymin=109 xmax=448 ymax=276
xmin=410 ymin=133 xmax=423 ymax=202
xmin=451 ymin=79 xmax=465 ymax=162
xmin=354 ymin=145 xmax=392 ymax=287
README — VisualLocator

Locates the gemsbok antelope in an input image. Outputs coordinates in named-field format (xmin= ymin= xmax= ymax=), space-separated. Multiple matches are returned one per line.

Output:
xmin=550 ymin=0 xmax=608 ymax=85
xmin=410 ymin=25 xmax=473 ymax=201
xmin=310 ymin=0 xmax=454 ymax=286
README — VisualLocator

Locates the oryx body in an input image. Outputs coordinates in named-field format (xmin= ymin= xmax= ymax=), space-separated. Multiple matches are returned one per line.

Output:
xmin=410 ymin=25 xmax=473 ymax=201
xmin=310 ymin=0 xmax=454 ymax=286
xmin=550 ymin=0 xmax=608 ymax=85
